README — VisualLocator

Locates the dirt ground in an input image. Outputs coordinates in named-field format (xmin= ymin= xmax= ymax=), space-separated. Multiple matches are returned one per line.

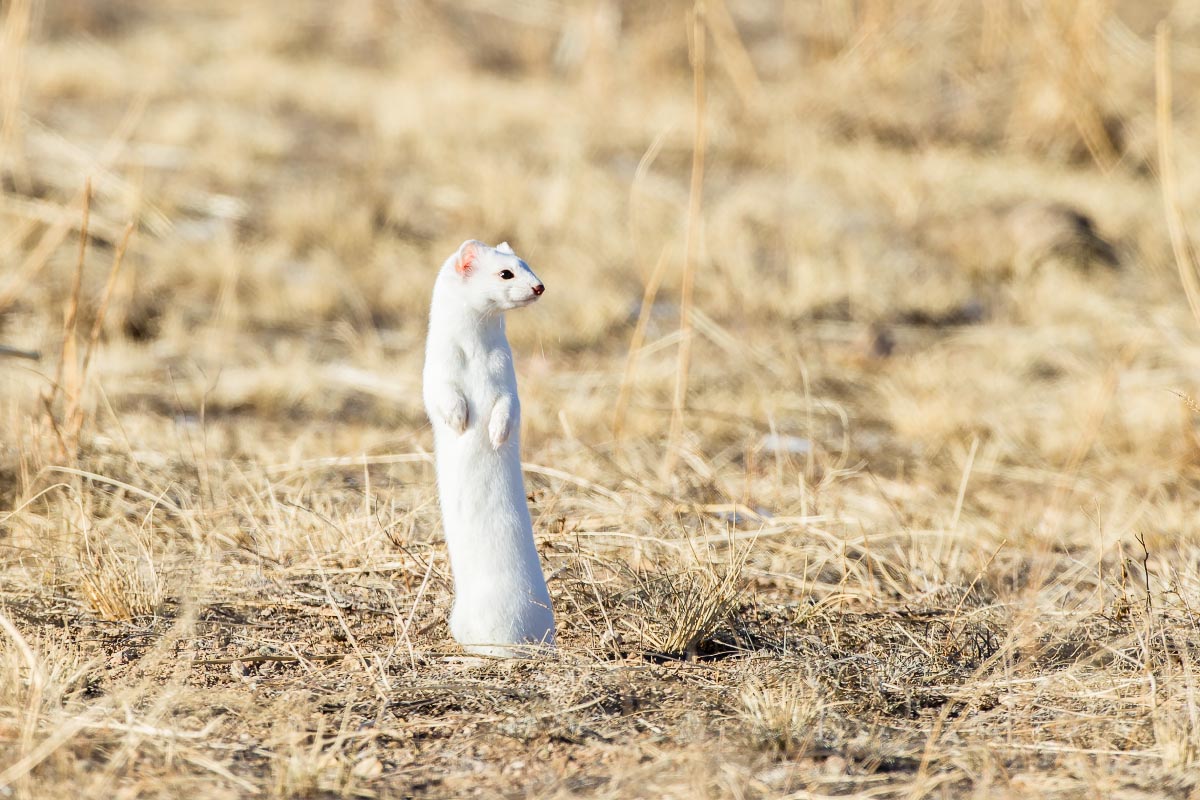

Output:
xmin=3 ymin=1 xmax=1200 ymax=797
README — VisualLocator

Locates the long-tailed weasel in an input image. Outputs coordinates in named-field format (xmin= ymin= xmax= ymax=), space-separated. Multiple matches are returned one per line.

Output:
xmin=422 ymin=239 xmax=555 ymax=657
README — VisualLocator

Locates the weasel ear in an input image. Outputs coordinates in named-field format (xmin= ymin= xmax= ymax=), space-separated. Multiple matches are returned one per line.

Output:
xmin=496 ymin=241 xmax=515 ymax=255
xmin=454 ymin=240 xmax=481 ymax=276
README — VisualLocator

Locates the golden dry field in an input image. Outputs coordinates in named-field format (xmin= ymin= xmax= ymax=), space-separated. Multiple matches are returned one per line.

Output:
xmin=4 ymin=1 xmax=1200 ymax=797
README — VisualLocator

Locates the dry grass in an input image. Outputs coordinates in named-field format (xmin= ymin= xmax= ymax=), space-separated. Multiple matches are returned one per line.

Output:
xmin=3 ymin=0 xmax=1200 ymax=797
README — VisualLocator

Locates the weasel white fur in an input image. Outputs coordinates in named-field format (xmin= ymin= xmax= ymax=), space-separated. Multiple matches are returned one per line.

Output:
xmin=423 ymin=239 xmax=555 ymax=657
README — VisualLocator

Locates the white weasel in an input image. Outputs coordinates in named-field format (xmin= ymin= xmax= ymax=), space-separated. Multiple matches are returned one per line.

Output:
xmin=423 ymin=239 xmax=555 ymax=657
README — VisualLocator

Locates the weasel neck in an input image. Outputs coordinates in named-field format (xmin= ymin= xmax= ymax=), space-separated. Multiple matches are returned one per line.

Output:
xmin=430 ymin=280 xmax=507 ymax=345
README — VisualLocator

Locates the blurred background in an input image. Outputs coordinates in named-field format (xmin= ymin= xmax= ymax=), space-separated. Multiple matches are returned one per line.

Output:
xmin=2 ymin=1 xmax=1198 ymax=451
xmin=3 ymin=2 xmax=1200 ymax=795
xmin=3 ymin=1 xmax=1199 ymax=490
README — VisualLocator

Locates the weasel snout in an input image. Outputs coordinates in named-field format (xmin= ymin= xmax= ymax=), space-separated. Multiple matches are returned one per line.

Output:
xmin=532 ymin=284 xmax=544 ymax=296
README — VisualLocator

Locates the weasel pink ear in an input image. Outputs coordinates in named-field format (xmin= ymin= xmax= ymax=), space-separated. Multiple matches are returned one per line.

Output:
xmin=454 ymin=240 xmax=481 ymax=276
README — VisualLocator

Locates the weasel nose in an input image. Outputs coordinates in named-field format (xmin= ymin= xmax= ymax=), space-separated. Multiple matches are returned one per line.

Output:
xmin=532 ymin=284 xmax=545 ymax=296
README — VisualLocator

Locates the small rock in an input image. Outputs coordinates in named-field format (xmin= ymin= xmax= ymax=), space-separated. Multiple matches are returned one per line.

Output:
xmin=1006 ymin=200 xmax=1118 ymax=273
xmin=755 ymin=764 xmax=795 ymax=789
xmin=108 ymin=648 xmax=136 ymax=667
xmin=867 ymin=323 xmax=895 ymax=358
xmin=352 ymin=755 xmax=383 ymax=779
xmin=759 ymin=434 xmax=812 ymax=456
xmin=599 ymin=630 xmax=625 ymax=653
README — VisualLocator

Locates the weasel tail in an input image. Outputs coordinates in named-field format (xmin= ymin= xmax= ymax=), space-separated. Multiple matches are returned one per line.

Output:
xmin=422 ymin=240 xmax=555 ymax=657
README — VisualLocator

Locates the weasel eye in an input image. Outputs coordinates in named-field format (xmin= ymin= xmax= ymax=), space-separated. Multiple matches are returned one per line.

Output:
xmin=499 ymin=270 xmax=514 ymax=280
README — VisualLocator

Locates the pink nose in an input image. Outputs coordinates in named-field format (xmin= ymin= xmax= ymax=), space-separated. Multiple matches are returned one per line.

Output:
xmin=532 ymin=284 xmax=544 ymax=296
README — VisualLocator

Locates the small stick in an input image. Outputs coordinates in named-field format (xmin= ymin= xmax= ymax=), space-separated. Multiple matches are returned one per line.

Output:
xmin=190 ymin=653 xmax=347 ymax=666
xmin=1155 ymin=23 xmax=1200 ymax=326
xmin=71 ymin=221 xmax=135 ymax=439
xmin=51 ymin=179 xmax=91 ymax=418
xmin=80 ymin=222 xmax=134 ymax=380
xmin=0 ymin=344 xmax=38 ymax=360
xmin=663 ymin=1 xmax=707 ymax=481
xmin=0 ymin=0 xmax=31 ymax=189
xmin=706 ymin=0 xmax=763 ymax=109
xmin=950 ymin=435 xmax=980 ymax=531
xmin=949 ymin=538 xmax=1006 ymax=626
xmin=613 ymin=246 xmax=670 ymax=439
xmin=618 ymin=121 xmax=672 ymax=441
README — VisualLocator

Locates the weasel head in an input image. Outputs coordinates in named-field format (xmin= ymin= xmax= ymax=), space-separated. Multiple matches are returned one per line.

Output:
xmin=443 ymin=239 xmax=545 ymax=314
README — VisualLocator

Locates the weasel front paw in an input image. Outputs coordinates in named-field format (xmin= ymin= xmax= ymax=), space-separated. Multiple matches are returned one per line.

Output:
xmin=439 ymin=394 xmax=469 ymax=434
xmin=488 ymin=406 xmax=513 ymax=449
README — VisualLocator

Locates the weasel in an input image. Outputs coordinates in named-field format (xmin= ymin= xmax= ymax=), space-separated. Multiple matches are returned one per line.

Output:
xmin=423 ymin=239 xmax=555 ymax=657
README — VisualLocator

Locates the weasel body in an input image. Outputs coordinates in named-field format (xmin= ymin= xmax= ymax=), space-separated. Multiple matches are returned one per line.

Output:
xmin=422 ymin=239 xmax=554 ymax=657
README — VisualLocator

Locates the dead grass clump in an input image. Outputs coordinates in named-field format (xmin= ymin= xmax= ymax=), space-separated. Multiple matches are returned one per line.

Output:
xmin=1007 ymin=0 xmax=1126 ymax=169
xmin=268 ymin=714 xmax=366 ymax=800
xmin=34 ymin=185 xmax=134 ymax=465
xmin=38 ymin=0 xmax=144 ymax=40
xmin=551 ymin=553 xmax=750 ymax=661
xmin=610 ymin=559 xmax=747 ymax=660
xmin=1153 ymin=695 xmax=1200 ymax=772
xmin=797 ymin=609 xmax=1003 ymax=718
xmin=922 ymin=199 xmax=1120 ymax=281
xmin=1004 ymin=201 xmax=1120 ymax=274
xmin=76 ymin=537 xmax=162 ymax=622
xmin=739 ymin=674 xmax=827 ymax=757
